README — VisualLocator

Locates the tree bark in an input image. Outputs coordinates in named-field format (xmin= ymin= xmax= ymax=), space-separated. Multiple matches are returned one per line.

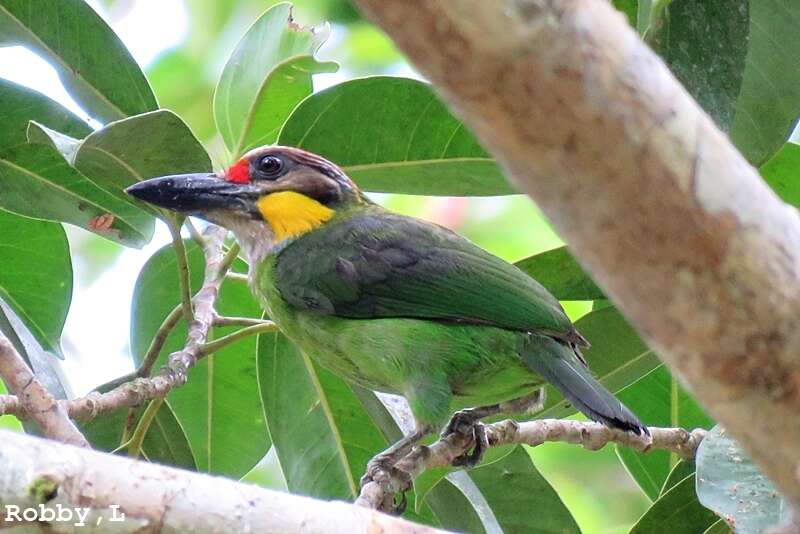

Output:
xmin=353 ymin=0 xmax=800 ymax=506
xmin=0 ymin=430 xmax=443 ymax=533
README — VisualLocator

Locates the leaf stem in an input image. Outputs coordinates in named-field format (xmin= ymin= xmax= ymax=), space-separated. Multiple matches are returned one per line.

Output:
xmin=226 ymin=272 xmax=249 ymax=283
xmin=198 ymin=322 xmax=278 ymax=356
xmin=127 ymin=397 xmax=164 ymax=459
xmin=166 ymin=216 xmax=194 ymax=323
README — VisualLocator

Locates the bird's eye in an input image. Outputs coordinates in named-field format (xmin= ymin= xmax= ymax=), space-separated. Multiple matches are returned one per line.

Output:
xmin=256 ymin=156 xmax=284 ymax=179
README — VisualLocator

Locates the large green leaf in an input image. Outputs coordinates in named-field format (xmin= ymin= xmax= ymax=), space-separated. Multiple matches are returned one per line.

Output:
xmin=214 ymin=2 xmax=337 ymax=158
xmin=279 ymin=76 xmax=514 ymax=196
xmin=760 ymin=141 xmax=800 ymax=207
xmin=130 ymin=242 xmax=268 ymax=477
xmin=649 ymin=0 xmax=800 ymax=165
xmin=0 ymin=0 xmax=157 ymax=122
xmin=616 ymin=367 xmax=713 ymax=501
xmin=0 ymin=379 xmax=22 ymax=432
xmin=696 ymin=425 xmax=787 ymax=534
xmin=81 ymin=400 xmax=196 ymax=471
xmin=0 ymin=209 xmax=71 ymax=355
xmin=514 ymin=246 xmax=603 ymax=301
xmin=0 ymin=143 xmax=152 ymax=246
xmin=256 ymin=331 xmax=387 ymax=499
xmin=0 ymin=78 xmax=90 ymax=150
xmin=647 ymin=0 xmax=748 ymax=133
xmin=630 ymin=474 xmax=719 ymax=533
xmin=71 ymin=110 xmax=211 ymax=215
xmin=468 ymin=446 xmax=580 ymax=534
xmin=538 ymin=307 xmax=661 ymax=418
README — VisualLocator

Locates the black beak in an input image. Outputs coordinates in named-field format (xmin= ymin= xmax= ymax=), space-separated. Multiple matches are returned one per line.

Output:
xmin=125 ymin=173 xmax=256 ymax=213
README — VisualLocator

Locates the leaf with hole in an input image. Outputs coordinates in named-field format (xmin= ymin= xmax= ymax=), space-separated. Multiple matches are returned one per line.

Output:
xmin=214 ymin=2 xmax=337 ymax=159
xmin=279 ymin=76 xmax=513 ymax=196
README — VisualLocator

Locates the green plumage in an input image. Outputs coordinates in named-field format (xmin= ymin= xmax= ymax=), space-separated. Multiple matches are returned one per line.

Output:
xmin=254 ymin=205 xmax=644 ymax=433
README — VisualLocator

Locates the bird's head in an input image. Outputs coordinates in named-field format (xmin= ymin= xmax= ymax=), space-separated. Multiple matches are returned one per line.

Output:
xmin=126 ymin=146 xmax=364 ymax=259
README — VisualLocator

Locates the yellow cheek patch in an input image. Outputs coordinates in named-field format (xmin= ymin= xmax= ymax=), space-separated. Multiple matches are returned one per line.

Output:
xmin=257 ymin=191 xmax=335 ymax=242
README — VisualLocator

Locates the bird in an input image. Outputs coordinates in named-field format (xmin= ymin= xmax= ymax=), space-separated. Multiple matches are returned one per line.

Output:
xmin=127 ymin=145 xmax=646 ymax=483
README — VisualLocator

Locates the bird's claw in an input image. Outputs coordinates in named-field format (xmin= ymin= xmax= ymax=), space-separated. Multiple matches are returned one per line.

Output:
xmin=360 ymin=455 xmax=412 ymax=515
xmin=442 ymin=410 xmax=489 ymax=467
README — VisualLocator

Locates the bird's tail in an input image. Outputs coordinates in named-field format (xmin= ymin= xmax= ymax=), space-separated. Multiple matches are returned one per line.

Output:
xmin=519 ymin=332 xmax=648 ymax=435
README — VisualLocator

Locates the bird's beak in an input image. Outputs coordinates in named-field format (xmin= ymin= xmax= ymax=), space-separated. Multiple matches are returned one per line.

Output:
xmin=125 ymin=173 xmax=258 ymax=214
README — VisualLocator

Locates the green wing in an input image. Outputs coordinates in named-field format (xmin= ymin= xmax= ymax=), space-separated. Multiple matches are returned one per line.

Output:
xmin=274 ymin=208 xmax=579 ymax=339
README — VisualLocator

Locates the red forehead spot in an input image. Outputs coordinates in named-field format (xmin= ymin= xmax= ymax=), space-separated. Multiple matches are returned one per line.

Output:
xmin=226 ymin=159 xmax=250 ymax=184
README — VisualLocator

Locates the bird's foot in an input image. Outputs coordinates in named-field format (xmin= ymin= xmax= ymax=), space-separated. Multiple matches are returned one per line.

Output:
xmin=442 ymin=410 xmax=489 ymax=468
xmin=360 ymin=454 xmax=412 ymax=515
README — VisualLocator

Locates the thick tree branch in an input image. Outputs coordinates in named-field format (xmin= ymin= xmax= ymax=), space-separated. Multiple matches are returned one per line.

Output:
xmin=0 ymin=339 xmax=89 ymax=448
xmin=353 ymin=0 xmax=800 ymax=506
xmin=357 ymin=419 xmax=706 ymax=511
xmin=0 ymin=430 xmax=444 ymax=534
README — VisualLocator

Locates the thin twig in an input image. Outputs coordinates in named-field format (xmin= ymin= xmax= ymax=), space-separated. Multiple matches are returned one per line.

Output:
xmin=139 ymin=303 xmax=183 ymax=377
xmin=0 ymin=227 xmax=232 ymax=423
xmin=185 ymin=217 xmax=206 ymax=249
xmin=199 ymin=321 xmax=278 ymax=356
xmin=0 ymin=339 xmax=89 ymax=447
xmin=166 ymin=215 xmax=194 ymax=323
xmin=356 ymin=419 xmax=707 ymax=512
xmin=212 ymin=315 xmax=271 ymax=328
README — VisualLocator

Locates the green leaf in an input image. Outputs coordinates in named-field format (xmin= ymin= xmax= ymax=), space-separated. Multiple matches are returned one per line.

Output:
xmin=649 ymin=0 xmax=800 ymax=165
xmin=514 ymin=246 xmax=603 ymax=300
xmin=630 ymin=474 xmax=719 ymax=533
xmin=0 ymin=143 xmax=152 ymax=247
xmin=214 ymin=2 xmax=336 ymax=158
xmin=538 ymin=307 xmax=661 ymax=418
xmin=0 ymin=0 xmax=157 ymax=122
xmin=468 ymin=446 xmax=580 ymax=534
xmin=81 ymin=401 xmax=196 ymax=470
xmin=615 ymin=366 xmax=713 ymax=500
xmin=704 ymin=519 xmax=733 ymax=534
xmin=760 ymin=141 xmax=800 ymax=207
xmin=73 ymin=110 xmax=211 ymax=201
xmin=647 ymin=0 xmax=748 ymax=133
xmin=614 ymin=0 xmax=638 ymax=27
xmin=130 ymin=241 xmax=268 ymax=477
xmin=0 ymin=379 xmax=22 ymax=432
xmin=421 ymin=477 xmax=485 ymax=534
xmin=279 ymin=76 xmax=514 ymax=196
xmin=696 ymin=425 xmax=787 ymax=534
xmin=0 ymin=78 xmax=90 ymax=150
xmin=27 ymin=122 xmax=82 ymax=164
xmin=256 ymin=331 xmax=388 ymax=499
xmin=660 ymin=459 xmax=697 ymax=496
xmin=0 ymin=209 xmax=71 ymax=354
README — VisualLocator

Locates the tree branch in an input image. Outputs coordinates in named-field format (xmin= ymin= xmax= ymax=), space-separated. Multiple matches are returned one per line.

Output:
xmin=0 ymin=429 xmax=445 ymax=534
xmin=0 ymin=339 xmax=89 ymax=448
xmin=0 ymin=226 xmax=231 ymax=424
xmin=353 ymin=0 xmax=800 ymax=507
xmin=357 ymin=419 xmax=706 ymax=511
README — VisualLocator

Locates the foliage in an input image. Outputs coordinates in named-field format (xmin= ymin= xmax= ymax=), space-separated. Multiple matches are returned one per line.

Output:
xmin=0 ymin=0 xmax=798 ymax=532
